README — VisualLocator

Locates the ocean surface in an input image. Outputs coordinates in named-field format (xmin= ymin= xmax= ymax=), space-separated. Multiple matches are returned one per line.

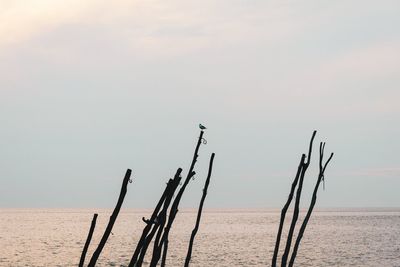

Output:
xmin=1 ymin=208 xmax=400 ymax=267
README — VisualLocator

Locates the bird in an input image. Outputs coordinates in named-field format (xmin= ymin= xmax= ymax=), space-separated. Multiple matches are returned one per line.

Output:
xmin=199 ymin=123 xmax=207 ymax=130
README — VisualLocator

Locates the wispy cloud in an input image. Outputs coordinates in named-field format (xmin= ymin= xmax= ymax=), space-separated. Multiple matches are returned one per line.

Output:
xmin=347 ymin=167 xmax=400 ymax=178
xmin=312 ymin=41 xmax=400 ymax=83
xmin=0 ymin=0 xmax=91 ymax=47
xmin=0 ymin=1 xmax=302 ymax=57
xmin=1 ymin=0 xmax=400 ymax=207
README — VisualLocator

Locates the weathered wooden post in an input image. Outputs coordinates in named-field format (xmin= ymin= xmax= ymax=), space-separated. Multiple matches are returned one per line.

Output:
xmin=135 ymin=172 xmax=181 ymax=267
xmin=271 ymin=131 xmax=334 ymax=267
xmin=281 ymin=131 xmax=316 ymax=267
xmin=150 ymin=130 xmax=205 ymax=267
xmin=271 ymin=154 xmax=305 ymax=267
xmin=129 ymin=169 xmax=182 ymax=266
xmin=184 ymin=153 xmax=215 ymax=267
xmin=288 ymin=143 xmax=333 ymax=267
xmin=79 ymin=213 xmax=98 ymax=267
xmin=87 ymin=169 xmax=132 ymax=267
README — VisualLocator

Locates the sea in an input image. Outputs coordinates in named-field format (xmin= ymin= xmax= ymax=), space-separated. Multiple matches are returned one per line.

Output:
xmin=1 ymin=208 xmax=399 ymax=266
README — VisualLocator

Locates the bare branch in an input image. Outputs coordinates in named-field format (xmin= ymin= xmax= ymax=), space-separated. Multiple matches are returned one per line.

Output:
xmin=281 ymin=132 xmax=316 ymax=267
xmin=288 ymin=145 xmax=334 ymax=267
xmin=184 ymin=153 xmax=215 ymax=267
xmin=79 ymin=213 xmax=98 ymax=267
xmin=88 ymin=169 xmax=132 ymax=267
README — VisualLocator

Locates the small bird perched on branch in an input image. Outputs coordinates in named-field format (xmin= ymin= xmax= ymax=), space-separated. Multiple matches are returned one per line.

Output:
xmin=199 ymin=123 xmax=207 ymax=130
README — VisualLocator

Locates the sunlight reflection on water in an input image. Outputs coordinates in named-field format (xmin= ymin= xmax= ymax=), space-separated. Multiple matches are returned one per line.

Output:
xmin=1 ymin=209 xmax=400 ymax=266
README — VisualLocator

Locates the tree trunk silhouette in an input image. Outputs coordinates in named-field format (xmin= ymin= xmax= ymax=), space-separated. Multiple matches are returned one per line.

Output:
xmin=281 ymin=131 xmax=316 ymax=267
xmin=288 ymin=143 xmax=333 ymax=267
xmin=79 ymin=213 xmax=98 ymax=267
xmin=184 ymin=153 xmax=215 ymax=267
xmin=87 ymin=169 xmax=132 ymax=267
xmin=150 ymin=130 xmax=205 ymax=267
xmin=128 ymin=169 xmax=182 ymax=267
xmin=271 ymin=155 xmax=305 ymax=267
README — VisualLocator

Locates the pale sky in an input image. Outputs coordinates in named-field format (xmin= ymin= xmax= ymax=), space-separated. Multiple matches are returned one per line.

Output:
xmin=0 ymin=0 xmax=399 ymax=208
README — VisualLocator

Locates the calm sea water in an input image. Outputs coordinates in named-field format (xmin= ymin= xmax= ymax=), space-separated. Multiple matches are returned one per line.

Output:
xmin=1 ymin=209 xmax=400 ymax=266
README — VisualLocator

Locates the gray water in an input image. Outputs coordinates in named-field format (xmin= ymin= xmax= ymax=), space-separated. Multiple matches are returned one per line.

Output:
xmin=1 ymin=209 xmax=400 ymax=266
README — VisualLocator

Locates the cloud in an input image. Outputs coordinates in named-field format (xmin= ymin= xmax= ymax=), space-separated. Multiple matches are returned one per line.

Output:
xmin=0 ymin=0 xmax=90 ymax=47
xmin=0 ymin=0 xmax=302 ymax=58
xmin=314 ymin=41 xmax=400 ymax=82
xmin=347 ymin=167 xmax=400 ymax=178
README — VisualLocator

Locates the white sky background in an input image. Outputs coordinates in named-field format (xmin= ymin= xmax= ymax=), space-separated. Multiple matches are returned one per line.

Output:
xmin=0 ymin=0 xmax=399 ymax=208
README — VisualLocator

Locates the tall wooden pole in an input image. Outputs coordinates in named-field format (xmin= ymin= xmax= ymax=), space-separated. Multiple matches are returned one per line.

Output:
xmin=87 ymin=169 xmax=132 ymax=267
xmin=184 ymin=153 xmax=215 ymax=267
xmin=271 ymin=155 xmax=305 ymax=267
xmin=79 ymin=213 xmax=98 ymax=267
xmin=281 ymin=131 xmax=316 ymax=267
xmin=288 ymin=144 xmax=333 ymax=267
xmin=129 ymin=169 xmax=182 ymax=266
xmin=150 ymin=130 xmax=205 ymax=267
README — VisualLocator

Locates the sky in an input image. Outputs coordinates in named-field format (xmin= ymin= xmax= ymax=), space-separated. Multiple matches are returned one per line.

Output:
xmin=0 ymin=0 xmax=399 ymax=208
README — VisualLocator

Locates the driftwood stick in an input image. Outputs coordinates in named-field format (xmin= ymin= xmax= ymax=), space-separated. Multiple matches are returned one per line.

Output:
xmin=281 ymin=131 xmax=316 ymax=267
xmin=87 ymin=169 xmax=132 ymax=267
xmin=135 ymin=173 xmax=181 ymax=267
xmin=271 ymin=154 xmax=305 ymax=267
xmin=184 ymin=153 xmax=215 ymax=267
xmin=129 ymin=169 xmax=182 ymax=267
xmin=150 ymin=130 xmax=205 ymax=267
xmin=152 ymin=172 xmax=192 ymax=267
xmin=79 ymin=213 xmax=98 ymax=267
xmin=160 ymin=238 xmax=168 ymax=267
xmin=288 ymin=144 xmax=334 ymax=267
xmin=151 ymin=174 xmax=182 ymax=258
xmin=133 ymin=180 xmax=173 ymax=267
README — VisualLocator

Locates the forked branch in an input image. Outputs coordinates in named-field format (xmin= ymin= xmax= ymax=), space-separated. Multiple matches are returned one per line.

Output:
xmin=281 ymin=131 xmax=316 ymax=267
xmin=288 ymin=143 xmax=333 ymax=267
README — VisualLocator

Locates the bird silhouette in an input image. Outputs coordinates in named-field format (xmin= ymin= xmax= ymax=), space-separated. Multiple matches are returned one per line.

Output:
xmin=199 ymin=124 xmax=207 ymax=130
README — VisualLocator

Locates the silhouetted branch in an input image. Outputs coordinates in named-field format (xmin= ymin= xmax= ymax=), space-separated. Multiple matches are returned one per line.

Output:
xmin=128 ymin=169 xmax=182 ymax=267
xmin=135 ymin=172 xmax=181 ymax=267
xmin=160 ymin=241 xmax=168 ymax=267
xmin=271 ymin=154 xmax=305 ymax=267
xmin=184 ymin=153 xmax=215 ymax=267
xmin=288 ymin=144 xmax=333 ymax=267
xmin=130 ymin=180 xmax=172 ymax=267
xmin=79 ymin=213 xmax=98 ymax=267
xmin=281 ymin=131 xmax=316 ymax=267
xmin=151 ymin=175 xmax=182 ymax=265
xmin=87 ymin=169 xmax=132 ymax=267
xmin=150 ymin=130 xmax=205 ymax=267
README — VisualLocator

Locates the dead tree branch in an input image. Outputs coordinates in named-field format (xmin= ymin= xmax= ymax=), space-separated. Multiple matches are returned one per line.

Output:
xmin=150 ymin=130 xmax=205 ymax=267
xmin=281 ymin=131 xmax=316 ymax=267
xmin=288 ymin=143 xmax=334 ymax=267
xmin=128 ymin=169 xmax=182 ymax=266
xmin=79 ymin=213 xmax=98 ymax=267
xmin=184 ymin=153 xmax=215 ymax=267
xmin=150 ymin=174 xmax=182 ymax=265
xmin=87 ymin=169 xmax=132 ymax=267
xmin=135 ymin=172 xmax=181 ymax=267
xmin=271 ymin=154 xmax=305 ymax=267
